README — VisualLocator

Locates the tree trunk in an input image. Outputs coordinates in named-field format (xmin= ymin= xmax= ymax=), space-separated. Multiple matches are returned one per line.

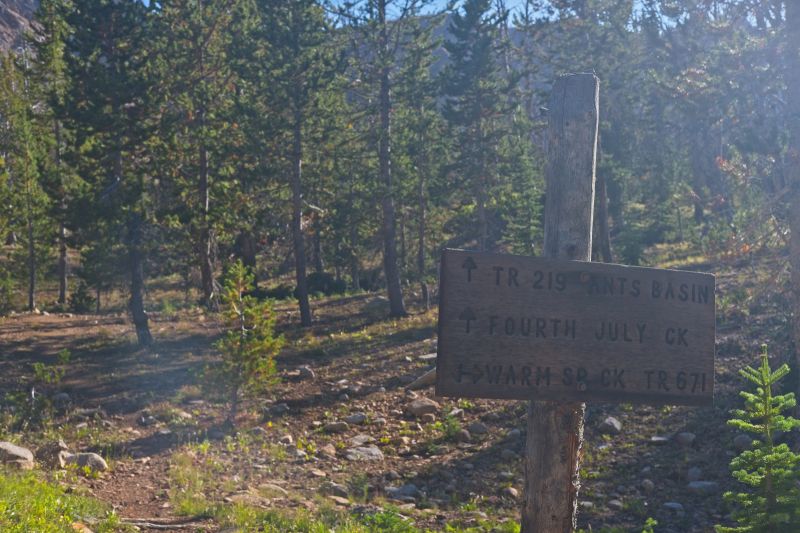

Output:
xmin=27 ymin=214 xmax=35 ymax=312
xmin=785 ymin=1 xmax=800 ymax=400
xmin=128 ymin=212 xmax=152 ymax=347
xmin=291 ymin=102 xmax=312 ymax=327
xmin=312 ymin=221 xmax=324 ymax=274
xmin=595 ymin=169 xmax=613 ymax=263
xmin=198 ymin=112 xmax=217 ymax=311
xmin=55 ymin=120 xmax=68 ymax=306
xmin=378 ymin=0 xmax=406 ymax=318
xmin=521 ymin=73 xmax=599 ymax=533
xmin=417 ymin=164 xmax=428 ymax=310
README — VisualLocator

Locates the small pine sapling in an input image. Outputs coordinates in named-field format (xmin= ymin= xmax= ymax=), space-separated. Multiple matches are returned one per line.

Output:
xmin=215 ymin=261 xmax=283 ymax=425
xmin=716 ymin=345 xmax=800 ymax=532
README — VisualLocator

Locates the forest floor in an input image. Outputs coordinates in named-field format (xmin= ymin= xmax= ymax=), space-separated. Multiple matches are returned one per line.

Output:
xmin=0 ymin=252 xmax=792 ymax=532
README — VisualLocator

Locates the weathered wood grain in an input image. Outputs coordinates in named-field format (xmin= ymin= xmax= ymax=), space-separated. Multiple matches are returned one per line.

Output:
xmin=435 ymin=249 xmax=715 ymax=404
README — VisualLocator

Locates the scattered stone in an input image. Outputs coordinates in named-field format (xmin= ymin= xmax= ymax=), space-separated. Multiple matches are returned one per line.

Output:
xmin=297 ymin=365 xmax=316 ymax=380
xmin=0 ymin=442 xmax=34 ymax=470
xmin=455 ymin=429 xmax=471 ymax=443
xmin=65 ymin=452 xmax=108 ymax=473
xmin=502 ymin=487 xmax=519 ymax=498
xmin=250 ymin=427 xmax=268 ymax=438
xmin=687 ymin=467 xmax=703 ymax=482
xmin=649 ymin=436 xmax=670 ymax=445
xmin=733 ymin=434 xmax=753 ymax=451
xmin=338 ymin=393 xmax=350 ymax=402
xmin=278 ymin=434 xmax=294 ymax=446
xmin=640 ymin=479 xmax=655 ymax=493
xmin=579 ymin=501 xmax=594 ymax=510
xmin=448 ymin=408 xmax=465 ymax=419
xmin=289 ymin=448 xmax=307 ymax=460
xmin=319 ymin=481 xmax=349 ymax=498
xmin=52 ymin=392 xmax=72 ymax=411
xmin=407 ymin=368 xmax=437 ymax=391
xmin=405 ymin=397 xmax=440 ymax=417
xmin=687 ymin=481 xmax=719 ymax=495
xmin=420 ymin=413 xmax=436 ymax=424
xmin=467 ymin=421 xmax=489 ymax=435
xmin=498 ymin=471 xmax=514 ymax=481
xmin=507 ymin=428 xmax=522 ymax=439
xmin=138 ymin=415 xmax=158 ymax=427
xmin=324 ymin=421 xmax=349 ymax=434
xmin=345 ymin=412 xmax=367 ymax=425
xmin=608 ymin=499 xmax=624 ymax=511
xmin=349 ymin=434 xmax=375 ymax=447
xmin=663 ymin=502 xmax=685 ymax=515
xmin=268 ymin=403 xmax=290 ymax=417
xmin=345 ymin=445 xmax=384 ymax=461
xmin=675 ymin=432 xmax=696 ymax=447
xmin=372 ymin=417 xmax=387 ymax=426
xmin=310 ymin=468 xmax=327 ymax=477
xmin=258 ymin=483 xmax=289 ymax=497
xmin=386 ymin=483 xmax=419 ymax=501
xmin=329 ymin=495 xmax=351 ymax=506
xmin=35 ymin=439 xmax=70 ymax=469
xmin=500 ymin=449 xmax=519 ymax=462
xmin=419 ymin=353 xmax=437 ymax=362
xmin=599 ymin=416 xmax=622 ymax=435
xmin=319 ymin=444 xmax=338 ymax=459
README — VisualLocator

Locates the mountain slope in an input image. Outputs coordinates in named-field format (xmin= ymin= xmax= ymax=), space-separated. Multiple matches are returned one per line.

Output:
xmin=0 ymin=0 xmax=37 ymax=51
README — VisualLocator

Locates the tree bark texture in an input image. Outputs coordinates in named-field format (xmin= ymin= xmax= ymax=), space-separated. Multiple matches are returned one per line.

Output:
xmin=378 ymin=0 xmax=407 ymax=318
xmin=522 ymin=73 xmax=598 ymax=533
xmin=127 ymin=212 xmax=153 ymax=347
xmin=198 ymin=110 xmax=217 ymax=311
xmin=292 ymin=103 xmax=312 ymax=327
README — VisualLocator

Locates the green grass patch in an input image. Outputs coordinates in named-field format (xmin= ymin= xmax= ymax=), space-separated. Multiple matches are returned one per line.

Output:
xmin=0 ymin=470 xmax=124 ymax=532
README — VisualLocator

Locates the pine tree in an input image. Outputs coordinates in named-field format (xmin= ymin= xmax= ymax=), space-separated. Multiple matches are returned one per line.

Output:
xmin=717 ymin=345 xmax=800 ymax=532
xmin=60 ymin=0 xmax=156 ymax=346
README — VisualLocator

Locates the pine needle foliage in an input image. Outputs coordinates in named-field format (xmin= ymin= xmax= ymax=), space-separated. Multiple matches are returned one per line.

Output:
xmin=716 ymin=345 xmax=800 ymax=532
xmin=215 ymin=260 xmax=284 ymax=425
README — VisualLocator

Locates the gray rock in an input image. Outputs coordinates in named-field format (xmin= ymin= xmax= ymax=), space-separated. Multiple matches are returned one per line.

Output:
xmin=419 ymin=353 xmax=437 ymax=362
xmin=507 ymin=428 xmax=522 ymax=439
xmin=608 ymin=499 xmax=624 ymax=511
xmin=258 ymin=483 xmax=289 ymax=497
xmin=640 ymin=479 xmax=655 ymax=493
xmin=407 ymin=368 xmax=437 ymax=390
xmin=269 ymin=403 xmax=290 ymax=417
xmin=687 ymin=481 xmax=719 ymax=495
xmin=386 ymin=483 xmax=419 ymax=500
xmin=278 ymin=434 xmax=294 ymax=445
xmin=467 ymin=421 xmax=489 ymax=435
xmin=52 ymin=392 xmax=72 ymax=410
xmin=649 ymin=436 xmax=670 ymax=445
xmin=579 ymin=501 xmax=594 ymax=510
xmin=448 ymin=408 xmax=465 ymax=419
xmin=420 ymin=413 xmax=436 ymax=424
xmin=319 ymin=443 xmax=337 ymax=459
xmin=675 ymin=432 xmax=696 ymax=447
xmin=372 ymin=417 xmax=387 ymax=426
xmin=319 ymin=481 xmax=349 ymax=498
xmin=405 ymin=397 xmax=440 ymax=417
xmin=687 ymin=466 xmax=703 ymax=482
xmin=599 ymin=416 xmax=622 ymax=435
xmin=733 ymin=434 xmax=753 ymax=451
xmin=297 ymin=365 xmax=316 ymax=380
xmin=500 ymin=449 xmax=519 ymax=461
xmin=65 ymin=452 xmax=108 ymax=473
xmin=498 ymin=471 xmax=514 ymax=481
xmin=455 ymin=429 xmax=471 ymax=443
xmin=348 ymin=434 xmax=375 ymax=447
xmin=249 ymin=427 xmax=268 ymax=438
xmin=663 ymin=502 xmax=685 ymax=514
xmin=344 ymin=412 xmax=367 ymax=425
xmin=324 ymin=421 xmax=349 ymax=434
xmin=0 ymin=442 xmax=34 ymax=470
xmin=345 ymin=445 xmax=384 ymax=461
xmin=502 ymin=487 xmax=519 ymax=498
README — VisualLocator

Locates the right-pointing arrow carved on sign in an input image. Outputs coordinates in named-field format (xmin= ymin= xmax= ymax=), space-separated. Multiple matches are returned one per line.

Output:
xmin=458 ymin=307 xmax=476 ymax=333
xmin=462 ymin=256 xmax=477 ymax=282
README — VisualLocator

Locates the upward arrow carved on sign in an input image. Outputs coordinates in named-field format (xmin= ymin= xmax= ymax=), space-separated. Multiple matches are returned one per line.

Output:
xmin=462 ymin=256 xmax=477 ymax=282
xmin=458 ymin=307 xmax=476 ymax=333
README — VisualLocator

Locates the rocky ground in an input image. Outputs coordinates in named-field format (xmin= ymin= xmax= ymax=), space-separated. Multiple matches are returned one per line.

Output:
xmin=0 ymin=256 xmax=791 ymax=532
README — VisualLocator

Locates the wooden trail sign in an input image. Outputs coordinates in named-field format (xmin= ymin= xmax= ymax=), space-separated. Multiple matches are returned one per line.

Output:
xmin=436 ymin=249 xmax=715 ymax=406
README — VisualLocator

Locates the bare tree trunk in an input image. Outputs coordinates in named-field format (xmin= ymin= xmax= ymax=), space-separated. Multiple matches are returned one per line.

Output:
xmin=595 ymin=170 xmax=613 ymax=263
xmin=292 ymin=101 xmax=312 ymax=327
xmin=55 ymin=120 xmax=68 ymax=306
xmin=128 ymin=212 xmax=152 ymax=347
xmin=521 ymin=73 xmax=598 ymax=533
xmin=198 ymin=110 xmax=217 ymax=311
xmin=378 ymin=0 xmax=406 ymax=318
xmin=786 ymin=1 xmax=800 ymax=399
xmin=417 ymin=165 xmax=429 ymax=310
xmin=27 ymin=214 xmax=35 ymax=312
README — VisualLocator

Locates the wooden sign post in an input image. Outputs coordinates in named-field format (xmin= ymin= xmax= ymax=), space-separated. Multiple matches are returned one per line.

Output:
xmin=435 ymin=74 xmax=715 ymax=532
